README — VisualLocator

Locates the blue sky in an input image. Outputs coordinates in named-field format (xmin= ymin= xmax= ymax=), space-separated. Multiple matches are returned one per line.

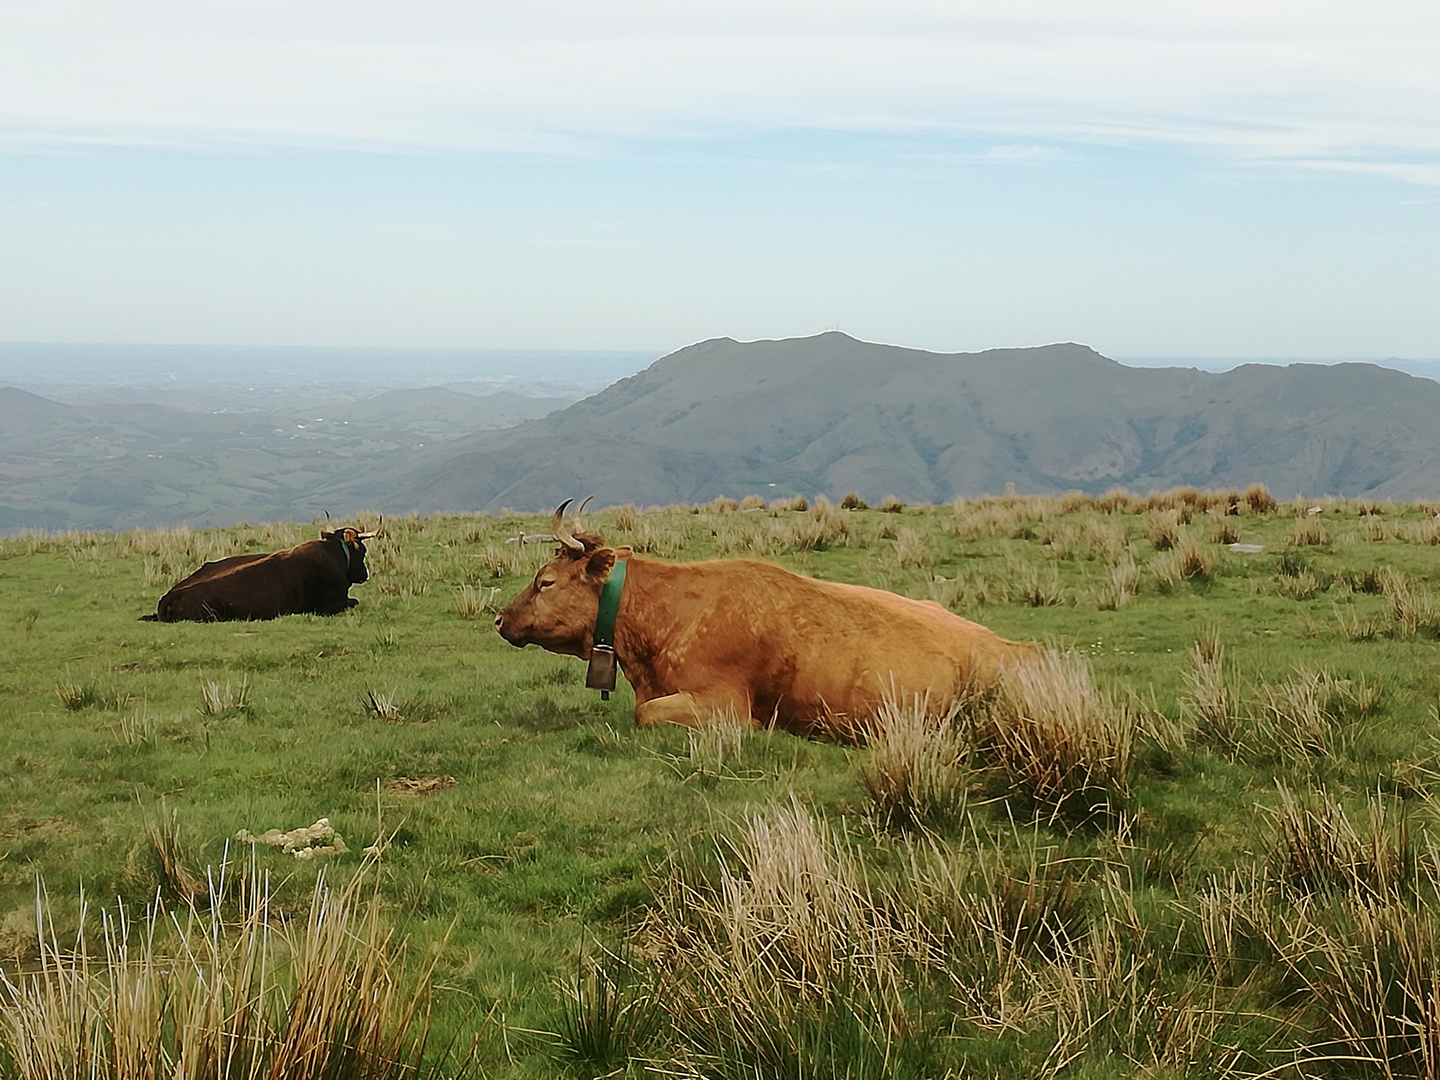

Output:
xmin=2 ymin=1 xmax=1437 ymax=358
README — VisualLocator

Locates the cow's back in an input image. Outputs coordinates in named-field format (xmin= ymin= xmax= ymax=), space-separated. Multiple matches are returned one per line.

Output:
xmin=154 ymin=549 xmax=312 ymax=621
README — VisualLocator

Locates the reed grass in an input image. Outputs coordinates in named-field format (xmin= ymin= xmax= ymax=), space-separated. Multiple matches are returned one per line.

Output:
xmin=978 ymin=651 xmax=1137 ymax=825
xmin=0 ymin=855 xmax=458 ymax=1080
xmin=859 ymin=691 xmax=970 ymax=828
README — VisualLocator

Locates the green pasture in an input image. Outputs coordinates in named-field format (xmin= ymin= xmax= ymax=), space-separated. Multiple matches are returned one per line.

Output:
xmin=2 ymin=491 xmax=1440 ymax=1078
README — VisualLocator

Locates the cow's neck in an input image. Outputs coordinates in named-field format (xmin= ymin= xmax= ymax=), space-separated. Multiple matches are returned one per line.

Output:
xmin=608 ymin=556 xmax=687 ymax=689
xmin=329 ymin=535 xmax=352 ymax=574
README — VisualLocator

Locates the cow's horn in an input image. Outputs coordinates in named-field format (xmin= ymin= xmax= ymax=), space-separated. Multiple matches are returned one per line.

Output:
xmin=573 ymin=495 xmax=593 ymax=534
xmin=552 ymin=499 xmax=584 ymax=552
xmin=357 ymin=514 xmax=382 ymax=540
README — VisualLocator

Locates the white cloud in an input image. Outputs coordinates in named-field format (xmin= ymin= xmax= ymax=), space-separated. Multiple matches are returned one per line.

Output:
xmin=1 ymin=1 xmax=1438 ymax=180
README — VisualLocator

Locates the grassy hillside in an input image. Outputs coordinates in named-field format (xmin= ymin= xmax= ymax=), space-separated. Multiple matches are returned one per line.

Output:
xmin=3 ymin=490 xmax=1440 ymax=1077
xmin=329 ymin=333 xmax=1440 ymax=513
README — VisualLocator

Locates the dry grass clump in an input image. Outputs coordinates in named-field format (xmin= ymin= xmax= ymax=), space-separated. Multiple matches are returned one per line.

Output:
xmin=1095 ymin=487 xmax=1138 ymax=514
xmin=1075 ymin=520 xmax=1129 ymax=562
xmin=928 ymin=571 xmax=992 ymax=614
xmin=625 ymin=519 xmax=692 ymax=557
xmin=362 ymin=688 xmax=405 ymax=723
xmin=473 ymin=542 xmax=526 ymax=579
xmin=977 ymin=651 xmax=1136 ymax=824
xmin=1274 ymin=569 xmax=1325 ymax=600
xmin=1096 ymin=557 xmax=1138 ymax=610
xmin=453 ymin=583 xmax=499 ymax=620
xmin=1292 ymin=517 xmax=1329 ymax=546
xmin=1334 ymin=603 xmax=1389 ymax=642
xmin=0 ymin=858 xmax=453 ymax=1080
xmin=890 ymin=526 xmax=932 ymax=571
xmin=713 ymin=498 xmax=853 ymax=557
xmin=638 ymin=799 xmax=911 ymax=1074
xmin=686 ymin=709 xmax=756 ymax=779
xmin=1207 ymin=509 xmax=1241 ymax=545
xmin=1243 ymin=483 xmax=1279 ymax=514
xmin=1140 ymin=486 xmax=1208 ymax=515
xmin=768 ymin=494 xmax=809 ymax=512
xmin=840 ymin=491 xmax=869 ymax=510
xmin=132 ymin=803 xmax=207 ymax=904
xmin=1151 ymin=536 xmax=1216 ymax=592
xmin=199 ymin=677 xmax=250 ymax=717
xmin=1146 ymin=511 xmax=1181 ymax=551
xmin=738 ymin=493 xmax=767 ymax=511
xmin=1243 ymin=668 xmax=1373 ymax=763
xmin=1179 ymin=627 xmax=1234 ymax=747
xmin=609 ymin=503 xmax=640 ymax=531
xmin=1403 ymin=515 xmax=1440 ymax=546
xmin=708 ymin=495 xmax=741 ymax=513
xmin=1380 ymin=568 xmax=1440 ymax=637
xmin=1238 ymin=800 xmax=1440 ymax=1078
xmin=1005 ymin=561 xmax=1066 ymax=607
xmin=1269 ymin=785 xmax=1416 ymax=900
xmin=859 ymin=692 xmax=971 ymax=828
xmin=555 ymin=945 xmax=664 ymax=1075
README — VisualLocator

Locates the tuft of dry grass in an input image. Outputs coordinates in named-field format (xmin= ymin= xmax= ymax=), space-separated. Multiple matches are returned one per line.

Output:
xmin=1382 ymin=569 xmax=1440 ymax=637
xmin=199 ymin=677 xmax=249 ymax=717
xmin=1207 ymin=510 xmax=1241 ymax=545
xmin=637 ymin=798 xmax=912 ymax=1073
xmin=840 ymin=491 xmax=869 ymax=510
xmin=363 ymin=688 xmax=406 ymax=723
xmin=685 ymin=709 xmax=755 ymax=778
xmin=1006 ymin=561 xmax=1066 ymax=607
xmin=978 ymin=651 xmax=1136 ymax=825
xmin=1243 ymin=483 xmax=1279 ymax=514
xmin=1146 ymin=512 xmax=1181 ymax=552
xmin=1245 ymin=667 xmax=1365 ymax=763
xmin=859 ymin=691 xmax=970 ymax=828
xmin=453 ymin=583 xmax=499 ymax=620
xmin=0 ymin=856 xmax=458 ymax=1080
xmin=1269 ymin=785 xmax=1416 ymax=900
xmin=890 ymin=526 xmax=932 ymax=571
xmin=1179 ymin=626 xmax=1234 ymax=748
xmin=1096 ymin=557 xmax=1138 ymax=611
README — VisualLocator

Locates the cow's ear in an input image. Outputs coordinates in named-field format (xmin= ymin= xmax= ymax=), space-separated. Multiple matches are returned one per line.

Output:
xmin=585 ymin=548 xmax=615 ymax=581
xmin=320 ymin=529 xmax=335 ymax=541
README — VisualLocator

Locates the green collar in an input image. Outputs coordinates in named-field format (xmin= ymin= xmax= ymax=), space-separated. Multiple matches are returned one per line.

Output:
xmin=593 ymin=558 xmax=627 ymax=649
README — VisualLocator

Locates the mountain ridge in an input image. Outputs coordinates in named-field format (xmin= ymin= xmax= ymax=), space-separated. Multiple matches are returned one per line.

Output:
xmin=315 ymin=333 xmax=1440 ymax=513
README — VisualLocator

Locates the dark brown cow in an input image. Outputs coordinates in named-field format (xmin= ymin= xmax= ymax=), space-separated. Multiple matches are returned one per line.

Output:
xmin=494 ymin=502 xmax=1038 ymax=734
xmin=142 ymin=524 xmax=377 ymax=622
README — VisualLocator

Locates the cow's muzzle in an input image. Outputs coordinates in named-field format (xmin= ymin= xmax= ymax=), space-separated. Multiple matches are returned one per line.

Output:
xmin=493 ymin=612 xmax=527 ymax=646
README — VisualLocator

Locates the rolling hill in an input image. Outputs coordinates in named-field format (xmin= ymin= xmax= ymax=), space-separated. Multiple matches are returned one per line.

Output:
xmin=316 ymin=333 xmax=1440 ymax=513
xmin=0 ymin=386 xmax=567 ymax=531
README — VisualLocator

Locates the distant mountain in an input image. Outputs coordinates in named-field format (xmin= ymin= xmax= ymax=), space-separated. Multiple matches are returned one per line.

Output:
xmin=8 ymin=333 xmax=1440 ymax=532
xmin=0 ymin=386 xmax=566 ymax=532
xmin=314 ymin=333 xmax=1440 ymax=513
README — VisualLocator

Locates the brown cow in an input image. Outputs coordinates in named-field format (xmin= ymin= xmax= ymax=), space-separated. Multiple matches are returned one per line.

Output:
xmin=142 ymin=524 xmax=378 ymax=622
xmin=494 ymin=502 xmax=1038 ymax=735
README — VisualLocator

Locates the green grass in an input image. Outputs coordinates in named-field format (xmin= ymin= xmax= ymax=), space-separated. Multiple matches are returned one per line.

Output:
xmin=3 ymin=493 xmax=1440 ymax=1077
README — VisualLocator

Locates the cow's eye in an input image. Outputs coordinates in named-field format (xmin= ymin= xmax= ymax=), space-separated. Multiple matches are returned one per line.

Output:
xmin=538 ymin=578 xmax=556 ymax=589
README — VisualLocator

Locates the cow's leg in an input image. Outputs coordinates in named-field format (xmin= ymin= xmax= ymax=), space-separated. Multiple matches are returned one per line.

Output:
xmin=634 ymin=690 xmax=756 ymax=729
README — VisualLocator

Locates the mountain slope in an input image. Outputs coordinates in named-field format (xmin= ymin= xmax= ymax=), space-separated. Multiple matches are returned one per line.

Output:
xmin=320 ymin=333 xmax=1440 ymax=513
